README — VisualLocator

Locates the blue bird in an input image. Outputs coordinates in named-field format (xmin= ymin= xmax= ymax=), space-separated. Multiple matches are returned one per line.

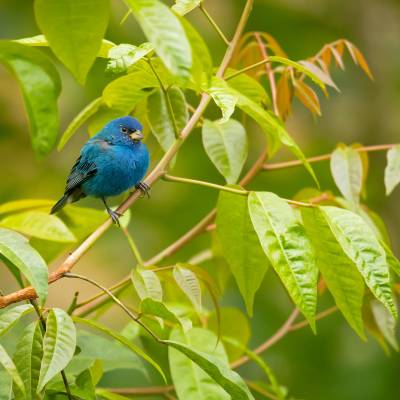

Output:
xmin=51 ymin=116 xmax=150 ymax=224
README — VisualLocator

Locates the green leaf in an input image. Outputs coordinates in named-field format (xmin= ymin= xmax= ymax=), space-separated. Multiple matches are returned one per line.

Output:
xmin=0 ymin=345 xmax=25 ymax=398
xmin=172 ymin=0 xmax=202 ymax=15
xmin=147 ymin=87 xmax=188 ymax=152
xmin=330 ymin=145 xmax=363 ymax=204
xmin=216 ymin=189 xmax=270 ymax=315
xmin=34 ymin=0 xmax=110 ymax=84
xmin=208 ymin=308 xmax=250 ymax=361
xmin=0 ymin=305 xmax=34 ymax=337
xmin=0 ymin=199 xmax=54 ymax=215
xmin=248 ymin=192 xmax=318 ymax=328
xmin=173 ymin=266 xmax=202 ymax=311
xmin=125 ymin=0 xmax=192 ymax=81
xmin=384 ymin=145 xmax=400 ymax=195
xmin=321 ymin=206 xmax=397 ymax=318
xmin=180 ymin=17 xmax=212 ymax=86
xmin=206 ymin=77 xmax=238 ymax=123
xmin=131 ymin=269 xmax=163 ymax=301
xmin=72 ymin=317 xmax=166 ymax=382
xmin=0 ymin=228 xmax=48 ymax=304
xmin=0 ymin=41 xmax=60 ymax=158
xmin=229 ymin=86 xmax=318 ymax=185
xmin=58 ymin=97 xmax=103 ymax=151
xmin=202 ymin=119 xmax=248 ymax=184
xmin=0 ymin=368 xmax=12 ymax=400
xmin=165 ymin=333 xmax=254 ymax=400
xmin=370 ymin=299 xmax=398 ymax=351
xmin=106 ymin=42 xmax=154 ymax=74
xmin=15 ymin=35 xmax=115 ymax=58
xmin=13 ymin=322 xmax=43 ymax=399
xmin=301 ymin=207 xmax=365 ymax=339
xmin=37 ymin=308 xmax=76 ymax=392
xmin=96 ymin=389 xmax=131 ymax=400
xmin=222 ymin=337 xmax=285 ymax=400
xmin=169 ymin=327 xmax=230 ymax=400
xmin=0 ymin=211 xmax=76 ymax=243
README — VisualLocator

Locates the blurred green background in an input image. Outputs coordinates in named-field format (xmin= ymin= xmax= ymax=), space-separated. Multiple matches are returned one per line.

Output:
xmin=1 ymin=0 xmax=399 ymax=399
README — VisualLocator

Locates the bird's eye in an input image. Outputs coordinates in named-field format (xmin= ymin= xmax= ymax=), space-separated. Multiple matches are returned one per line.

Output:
xmin=121 ymin=127 xmax=128 ymax=134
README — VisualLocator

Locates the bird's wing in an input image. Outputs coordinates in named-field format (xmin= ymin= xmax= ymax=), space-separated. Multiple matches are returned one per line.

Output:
xmin=64 ymin=155 xmax=98 ymax=194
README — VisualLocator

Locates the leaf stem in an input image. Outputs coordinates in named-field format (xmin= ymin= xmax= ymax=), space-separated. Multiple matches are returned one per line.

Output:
xmin=225 ymin=58 xmax=273 ymax=80
xmin=121 ymin=227 xmax=145 ymax=265
xmin=199 ymin=3 xmax=230 ymax=46
xmin=64 ymin=273 xmax=160 ymax=342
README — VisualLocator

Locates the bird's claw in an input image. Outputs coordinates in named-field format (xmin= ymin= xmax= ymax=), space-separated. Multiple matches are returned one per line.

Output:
xmin=135 ymin=182 xmax=151 ymax=198
xmin=108 ymin=209 xmax=122 ymax=226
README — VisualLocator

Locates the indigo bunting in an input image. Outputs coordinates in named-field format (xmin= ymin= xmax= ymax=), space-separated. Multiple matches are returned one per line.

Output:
xmin=51 ymin=116 xmax=150 ymax=224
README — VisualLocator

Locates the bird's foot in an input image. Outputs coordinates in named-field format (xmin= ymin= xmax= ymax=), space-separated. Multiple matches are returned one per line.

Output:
xmin=135 ymin=182 xmax=151 ymax=198
xmin=107 ymin=209 xmax=122 ymax=226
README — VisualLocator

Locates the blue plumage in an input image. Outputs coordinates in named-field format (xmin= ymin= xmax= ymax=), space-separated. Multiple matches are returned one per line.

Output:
xmin=51 ymin=116 xmax=150 ymax=224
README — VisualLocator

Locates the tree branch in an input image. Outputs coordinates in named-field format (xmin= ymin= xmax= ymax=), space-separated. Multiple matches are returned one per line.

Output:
xmin=0 ymin=0 xmax=254 ymax=310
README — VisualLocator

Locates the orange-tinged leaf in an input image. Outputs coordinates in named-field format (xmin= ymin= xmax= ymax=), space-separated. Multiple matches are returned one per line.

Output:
xmin=330 ymin=45 xmax=345 ymax=69
xmin=299 ymin=60 xmax=338 ymax=91
xmin=321 ymin=47 xmax=332 ymax=68
xmin=353 ymin=46 xmax=374 ymax=80
xmin=276 ymin=69 xmax=292 ymax=119
xmin=294 ymin=80 xmax=321 ymax=116
xmin=259 ymin=32 xmax=287 ymax=57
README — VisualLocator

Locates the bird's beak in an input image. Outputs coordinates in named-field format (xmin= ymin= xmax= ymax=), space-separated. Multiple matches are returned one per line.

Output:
xmin=130 ymin=130 xmax=143 ymax=141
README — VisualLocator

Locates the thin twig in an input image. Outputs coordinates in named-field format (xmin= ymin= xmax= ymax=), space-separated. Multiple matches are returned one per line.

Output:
xmin=121 ymin=227 xmax=144 ymax=265
xmin=199 ymin=3 xmax=230 ymax=46
xmin=290 ymin=305 xmax=338 ymax=331
xmin=100 ymin=386 xmax=174 ymax=395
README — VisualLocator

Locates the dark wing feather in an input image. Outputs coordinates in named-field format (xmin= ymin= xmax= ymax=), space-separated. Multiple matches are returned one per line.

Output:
xmin=64 ymin=155 xmax=97 ymax=194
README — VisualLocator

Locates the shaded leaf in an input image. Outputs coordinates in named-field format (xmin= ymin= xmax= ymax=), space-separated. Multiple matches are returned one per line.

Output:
xmin=0 ymin=228 xmax=48 ymax=304
xmin=126 ymin=0 xmax=192 ymax=80
xmin=96 ymin=389 xmax=130 ymax=400
xmin=302 ymin=207 xmax=365 ymax=338
xmin=72 ymin=316 xmax=166 ymax=382
xmin=13 ymin=322 xmax=43 ymax=399
xmin=202 ymin=119 xmax=248 ymax=184
xmin=107 ymin=42 xmax=153 ymax=73
xmin=276 ymin=69 xmax=292 ymax=119
xmin=131 ymin=269 xmax=163 ymax=301
xmin=169 ymin=327 xmax=229 ymax=400
xmin=248 ymin=192 xmax=318 ymax=328
xmin=206 ymin=77 xmax=238 ymax=123
xmin=294 ymin=80 xmax=321 ymax=116
xmin=0 ymin=305 xmax=34 ymax=337
xmin=0 ymin=211 xmax=76 ymax=243
xmin=37 ymin=309 xmax=76 ymax=392
xmin=371 ymin=299 xmax=398 ymax=351
xmin=330 ymin=145 xmax=363 ymax=204
xmin=321 ymin=206 xmax=396 ymax=318
xmin=0 ymin=41 xmax=60 ymax=158
xmin=216 ymin=189 xmax=270 ymax=315
xmin=384 ymin=145 xmax=400 ymax=195
xmin=147 ymin=87 xmax=188 ymax=151
xmin=34 ymin=0 xmax=110 ymax=84
xmin=0 ymin=345 xmax=25 ymax=398
xmin=0 ymin=368 xmax=12 ymax=400
xmin=173 ymin=266 xmax=202 ymax=311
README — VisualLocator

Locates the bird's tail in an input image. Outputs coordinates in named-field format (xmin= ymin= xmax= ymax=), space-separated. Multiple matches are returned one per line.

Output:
xmin=50 ymin=194 xmax=70 ymax=214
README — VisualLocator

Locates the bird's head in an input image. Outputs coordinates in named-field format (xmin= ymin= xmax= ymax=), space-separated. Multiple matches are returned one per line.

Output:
xmin=104 ymin=116 xmax=144 ymax=143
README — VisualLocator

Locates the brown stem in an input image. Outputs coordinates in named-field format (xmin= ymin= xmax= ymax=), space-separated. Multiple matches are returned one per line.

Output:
xmin=100 ymin=386 xmax=174 ymax=395
xmin=0 ymin=0 xmax=254 ymax=310
xmin=263 ymin=143 xmax=395 ymax=171
xmin=289 ymin=305 xmax=338 ymax=331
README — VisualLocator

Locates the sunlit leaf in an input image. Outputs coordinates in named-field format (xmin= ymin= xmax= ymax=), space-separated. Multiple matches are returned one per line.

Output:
xmin=0 ymin=211 xmax=76 ymax=243
xmin=330 ymin=145 xmax=363 ymax=204
xmin=37 ymin=309 xmax=76 ymax=392
xmin=131 ymin=269 xmax=163 ymax=301
xmin=297 ymin=60 xmax=338 ymax=90
xmin=384 ymin=145 xmax=400 ymax=196
xmin=34 ymin=0 xmax=110 ymax=84
xmin=106 ymin=42 xmax=153 ymax=73
xmin=248 ymin=192 xmax=318 ymax=328
xmin=165 ymin=331 xmax=254 ymax=400
xmin=147 ymin=87 xmax=188 ymax=151
xmin=169 ymin=327 xmax=230 ymax=400
xmin=321 ymin=206 xmax=397 ymax=318
xmin=216 ymin=189 xmax=270 ymax=315
xmin=172 ymin=0 xmax=202 ymax=15
xmin=0 ymin=345 xmax=25 ymax=398
xmin=173 ymin=266 xmax=202 ymax=311
xmin=302 ymin=207 xmax=365 ymax=339
xmin=72 ymin=317 xmax=166 ymax=382
xmin=206 ymin=77 xmax=238 ymax=123
xmin=13 ymin=322 xmax=43 ymax=399
xmin=0 ymin=305 xmax=34 ymax=337
xmin=126 ymin=0 xmax=192 ymax=81
xmin=0 ymin=368 xmax=12 ymax=400
xmin=0 ymin=228 xmax=48 ymax=304
xmin=202 ymin=119 xmax=248 ymax=184
xmin=0 ymin=41 xmax=60 ymax=158
xmin=0 ymin=199 xmax=54 ymax=215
